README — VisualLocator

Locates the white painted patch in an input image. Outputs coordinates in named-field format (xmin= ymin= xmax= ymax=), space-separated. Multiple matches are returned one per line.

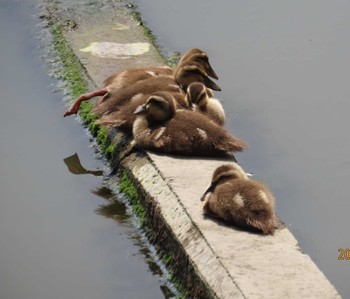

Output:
xmin=259 ymin=190 xmax=269 ymax=204
xmin=80 ymin=42 xmax=150 ymax=59
xmin=114 ymin=23 xmax=130 ymax=30
xmin=155 ymin=127 xmax=166 ymax=140
xmin=233 ymin=193 xmax=245 ymax=208
xmin=146 ymin=71 xmax=156 ymax=77
xmin=196 ymin=128 xmax=208 ymax=140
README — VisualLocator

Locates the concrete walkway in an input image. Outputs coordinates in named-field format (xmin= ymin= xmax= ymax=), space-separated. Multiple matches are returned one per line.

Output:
xmin=47 ymin=1 xmax=341 ymax=298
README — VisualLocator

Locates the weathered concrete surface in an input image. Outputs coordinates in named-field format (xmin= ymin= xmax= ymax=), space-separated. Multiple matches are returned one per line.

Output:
xmin=48 ymin=1 xmax=341 ymax=298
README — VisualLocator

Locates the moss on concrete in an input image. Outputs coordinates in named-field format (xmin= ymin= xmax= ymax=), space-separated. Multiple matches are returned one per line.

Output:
xmin=49 ymin=19 xmax=115 ymax=158
xmin=50 ymin=23 xmax=88 ymax=98
xmin=118 ymin=170 xmax=147 ymax=226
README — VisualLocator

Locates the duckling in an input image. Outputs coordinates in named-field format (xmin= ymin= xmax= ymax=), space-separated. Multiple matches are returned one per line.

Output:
xmin=94 ymin=81 xmax=223 ymax=134
xmin=174 ymin=64 xmax=221 ymax=92
xmin=103 ymin=66 xmax=173 ymax=93
xmin=94 ymin=91 xmax=186 ymax=134
xmin=132 ymin=92 xmax=246 ymax=156
xmin=201 ymin=164 xmax=276 ymax=235
xmin=186 ymin=82 xmax=225 ymax=126
xmin=91 ymin=75 xmax=185 ymax=116
xmin=64 ymin=48 xmax=220 ymax=117
xmin=63 ymin=64 xmax=213 ymax=117
xmin=93 ymin=81 xmax=223 ymax=133
xmin=63 ymin=66 xmax=173 ymax=117
xmin=176 ymin=48 xmax=219 ymax=80
xmin=65 ymin=62 xmax=219 ymax=118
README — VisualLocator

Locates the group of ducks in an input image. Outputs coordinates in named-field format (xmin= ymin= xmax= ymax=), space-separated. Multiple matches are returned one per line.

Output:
xmin=64 ymin=48 xmax=277 ymax=235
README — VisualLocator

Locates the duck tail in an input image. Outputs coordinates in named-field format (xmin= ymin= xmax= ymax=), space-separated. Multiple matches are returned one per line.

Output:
xmin=226 ymin=138 xmax=247 ymax=152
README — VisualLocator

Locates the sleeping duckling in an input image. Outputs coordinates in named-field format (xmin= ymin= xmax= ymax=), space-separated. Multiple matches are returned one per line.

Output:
xmin=91 ymin=75 xmax=185 ymax=116
xmin=186 ymin=82 xmax=225 ymax=126
xmin=93 ymin=81 xmax=223 ymax=134
xmin=64 ymin=63 xmax=218 ymax=117
xmin=64 ymin=74 xmax=179 ymax=117
xmin=94 ymin=92 xmax=185 ymax=134
xmin=201 ymin=164 xmax=276 ymax=235
xmin=64 ymin=48 xmax=220 ymax=117
xmin=132 ymin=92 xmax=246 ymax=156
xmin=104 ymin=66 xmax=173 ymax=92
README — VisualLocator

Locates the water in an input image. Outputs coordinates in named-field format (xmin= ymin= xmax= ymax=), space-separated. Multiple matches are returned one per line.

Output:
xmin=131 ymin=0 xmax=350 ymax=296
xmin=0 ymin=1 xmax=172 ymax=298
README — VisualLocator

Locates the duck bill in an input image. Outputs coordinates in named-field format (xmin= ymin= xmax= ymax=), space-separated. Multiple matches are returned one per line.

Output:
xmin=200 ymin=183 xmax=214 ymax=201
xmin=134 ymin=105 xmax=147 ymax=115
xmin=203 ymin=76 xmax=221 ymax=91
xmin=207 ymin=64 xmax=219 ymax=80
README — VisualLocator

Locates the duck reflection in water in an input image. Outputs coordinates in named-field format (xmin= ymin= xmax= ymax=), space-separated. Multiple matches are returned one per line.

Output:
xmin=63 ymin=153 xmax=103 ymax=176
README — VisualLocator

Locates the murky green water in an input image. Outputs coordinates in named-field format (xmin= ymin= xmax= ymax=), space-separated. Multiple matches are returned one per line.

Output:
xmin=0 ymin=1 xmax=173 ymax=298
xmin=132 ymin=0 xmax=350 ymax=296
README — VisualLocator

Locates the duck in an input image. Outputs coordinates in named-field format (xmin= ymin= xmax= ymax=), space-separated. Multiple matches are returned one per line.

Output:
xmin=175 ymin=48 xmax=219 ymax=80
xmin=173 ymin=64 xmax=220 ymax=92
xmin=132 ymin=92 xmax=246 ymax=156
xmin=94 ymin=81 xmax=224 ymax=134
xmin=64 ymin=62 xmax=219 ymax=117
xmin=103 ymin=66 xmax=173 ymax=93
xmin=201 ymin=163 xmax=277 ymax=235
xmin=186 ymin=82 xmax=225 ymax=126
xmin=94 ymin=91 xmax=185 ymax=134
xmin=64 ymin=48 xmax=220 ymax=117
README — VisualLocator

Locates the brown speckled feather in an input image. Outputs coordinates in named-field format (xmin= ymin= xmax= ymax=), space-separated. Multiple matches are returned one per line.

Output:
xmin=96 ymin=92 xmax=187 ymax=134
xmin=92 ymin=76 xmax=181 ymax=116
xmin=103 ymin=66 xmax=173 ymax=91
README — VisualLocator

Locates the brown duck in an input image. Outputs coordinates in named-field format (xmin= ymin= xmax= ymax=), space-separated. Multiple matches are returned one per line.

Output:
xmin=64 ymin=48 xmax=220 ymax=117
xmin=201 ymin=163 xmax=277 ymax=235
xmin=186 ymin=82 xmax=225 ymax=126
xmin=132 ymin=92 xmax=246 ymax=156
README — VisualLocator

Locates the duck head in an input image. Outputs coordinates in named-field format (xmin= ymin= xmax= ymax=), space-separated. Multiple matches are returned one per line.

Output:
xmin=186 ymin=82 xmax=210 ymax=108
xmin=134 ymin=92 xmax=176 ymax=123
xmin=178 ymin=48 xmax=219 ymax=80
xmin=200 ymin=163 xmax=248 ymax=201
xmin=174 ymin=65 xmax=221 ymax=91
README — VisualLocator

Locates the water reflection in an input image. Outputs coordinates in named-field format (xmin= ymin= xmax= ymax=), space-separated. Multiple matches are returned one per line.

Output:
xmin=63 ymin=153 xmax=103 ymax=176
xmin=63 ymin=152 xmax=176 ymax=297
xmin=94 ymin=190 xmax=130 ymax=224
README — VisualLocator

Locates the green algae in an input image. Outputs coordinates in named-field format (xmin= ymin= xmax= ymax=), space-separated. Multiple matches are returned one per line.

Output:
xmin=118 ymin=170 xmax=147 ymax=226
xmin=50 ymin=23 xmax=88 ymax=98
xmin=49 ymin=21 xmax=115 ymax=157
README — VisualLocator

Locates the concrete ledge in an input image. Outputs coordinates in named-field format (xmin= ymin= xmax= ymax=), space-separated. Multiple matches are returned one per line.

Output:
xmin=122 ymin=152 xmax=244 ymax=299
xmin=44 ymin=1 xmax=341 ymax=298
